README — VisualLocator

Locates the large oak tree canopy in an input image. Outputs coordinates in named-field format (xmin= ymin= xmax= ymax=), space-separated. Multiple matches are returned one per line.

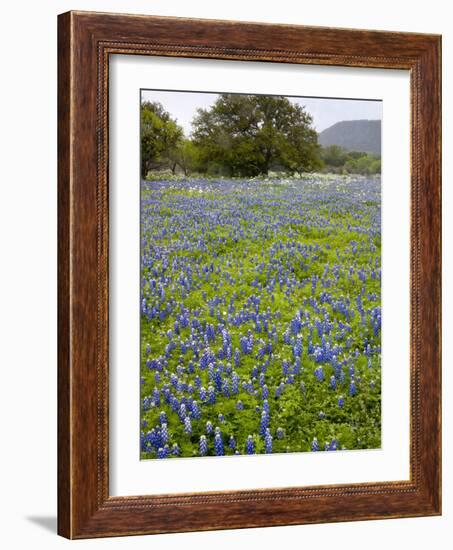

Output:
xmin=140 ymin=94 xmax=322 ymax=178
xmin=191 ymin=94 xmax=322 ymax=177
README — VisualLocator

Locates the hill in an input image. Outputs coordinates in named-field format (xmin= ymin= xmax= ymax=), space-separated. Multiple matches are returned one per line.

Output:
xmin=318 ymin=119 xmax=381 ymax=156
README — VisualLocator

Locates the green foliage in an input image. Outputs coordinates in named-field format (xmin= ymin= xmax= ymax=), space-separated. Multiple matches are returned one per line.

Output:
xmin=321 ymin=145 xmax=381 ymax=175
xmin=141 ymin=101 xmax=184 ymax=177
xmin=174 ymin=139 xmax=201 ymax=176
xmin=140 ymin=96 xmax=379 ymax=181
xmin=320 ymin=145 xmax=348 ymax=167
xmin=191 ymin=94 xmax=322 ymax=177
xmin=140 ymin=175 xmax=382 ymax=459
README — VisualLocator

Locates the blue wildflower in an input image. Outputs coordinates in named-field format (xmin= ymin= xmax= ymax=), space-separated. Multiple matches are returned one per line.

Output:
xmin=199 ymin=435 xmax=208 ymax=456
xmin=245 ymin=435 xmax=255 ymax=455
xmin=264 ymin=429 xmax=273 ymax=453
xmin=214 ymin=433 xmax=224 ymax=456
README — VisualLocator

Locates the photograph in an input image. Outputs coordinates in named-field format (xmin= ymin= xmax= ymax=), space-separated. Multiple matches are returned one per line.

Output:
xmin=139 ymin=90 xmax=383 ymax=459
xmin=0 ymin=0 xmax=445 ymax=544
xmin=50 ymin=6 xmax=441 ymax=541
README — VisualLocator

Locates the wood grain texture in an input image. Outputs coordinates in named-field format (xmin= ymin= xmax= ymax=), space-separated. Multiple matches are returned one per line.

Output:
xmin=57 ymin=10 xmax=442 ymax=539
xmin=57 ymin=11 xmax=72 ymax=538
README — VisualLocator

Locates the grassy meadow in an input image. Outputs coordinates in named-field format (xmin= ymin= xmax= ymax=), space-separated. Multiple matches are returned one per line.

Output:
xmin=140 ymin=174 xmax=381 ymax=459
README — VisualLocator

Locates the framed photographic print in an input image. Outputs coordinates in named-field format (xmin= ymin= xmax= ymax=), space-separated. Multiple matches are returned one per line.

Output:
xmin=58 ymin=11 xmax=441 ymax=539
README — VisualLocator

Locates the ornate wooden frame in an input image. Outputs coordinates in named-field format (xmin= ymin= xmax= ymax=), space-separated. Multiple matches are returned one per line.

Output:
xmin=58 ymin=10 xmax=441 ymax=539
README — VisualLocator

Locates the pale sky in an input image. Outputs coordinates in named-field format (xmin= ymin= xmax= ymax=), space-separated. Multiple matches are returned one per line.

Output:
xmin=141 ymin=89 xmax=382 ymax=135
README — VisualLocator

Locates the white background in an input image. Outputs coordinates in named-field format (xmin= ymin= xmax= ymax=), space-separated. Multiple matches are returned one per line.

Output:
xmin=0 ymin=0 xmax=450 ymax=548
xmin=110 ymin=57 xmax=410 ymax=495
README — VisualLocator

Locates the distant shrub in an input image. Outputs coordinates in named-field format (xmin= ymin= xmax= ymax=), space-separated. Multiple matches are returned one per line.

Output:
xmin=321 ymin=146 xmax=381 ymax=175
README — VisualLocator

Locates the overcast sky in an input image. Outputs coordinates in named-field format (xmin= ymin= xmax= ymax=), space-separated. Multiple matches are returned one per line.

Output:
xmin=141 ymin=89 xmax=382 ymax=135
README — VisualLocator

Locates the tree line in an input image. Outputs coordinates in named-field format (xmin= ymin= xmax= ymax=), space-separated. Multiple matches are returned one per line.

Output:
xmin=320 ymin=145 xmax=381 ymax=175
xmin=141 ymin=94 xmax=380 ymax=179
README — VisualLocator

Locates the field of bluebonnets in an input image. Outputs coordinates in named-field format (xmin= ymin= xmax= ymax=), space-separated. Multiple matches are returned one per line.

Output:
xmin=140 ymin=174 xmax=381 ymax=459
